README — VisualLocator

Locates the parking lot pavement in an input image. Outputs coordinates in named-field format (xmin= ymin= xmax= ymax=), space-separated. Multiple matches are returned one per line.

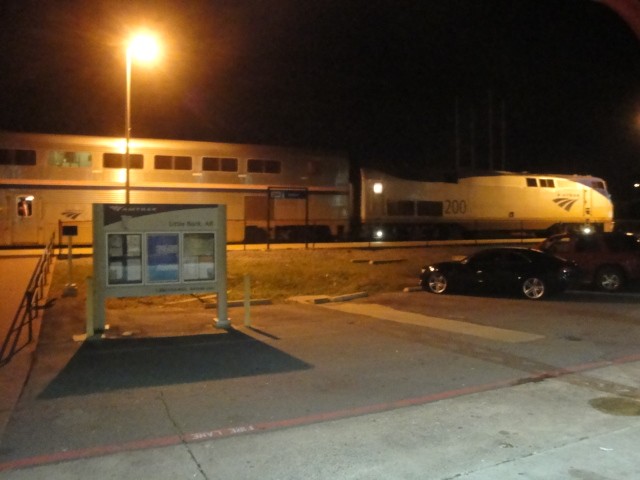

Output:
xmin=2 ymin=272 xmax=640 ymax=478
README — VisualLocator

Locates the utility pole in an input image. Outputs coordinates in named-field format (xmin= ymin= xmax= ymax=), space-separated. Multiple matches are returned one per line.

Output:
xmin=454 ymin=96 xmax=461 ymax=170
xmin=488 ymin=90 xmax=494 ymax=171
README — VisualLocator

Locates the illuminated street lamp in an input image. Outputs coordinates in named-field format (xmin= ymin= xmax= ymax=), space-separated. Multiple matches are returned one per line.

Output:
xmin=125 ymin=32 xmax=160 ymax=204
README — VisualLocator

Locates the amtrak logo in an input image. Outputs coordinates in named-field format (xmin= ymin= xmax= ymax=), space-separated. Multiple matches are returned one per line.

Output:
xmin=62 ymin=210 xmax=83 ymax=220
xmin=109 ymin=205 xmax=158 ymax=213
xmin=553 ymin=197 xmax=578 ymax=212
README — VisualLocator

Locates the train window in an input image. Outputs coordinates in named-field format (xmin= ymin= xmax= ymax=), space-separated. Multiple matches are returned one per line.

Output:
xmin=265 ymin=160 xmax=280 ymax=173
xmin=387 ymin=201 xmax=415 ymax=216
xmin=154 ymin=155 xmax=192 ymax=170
xmin=417 ymin=201 xmax=443 ymax=216
xmin=221 ymin=158 xmax=238 ymax=172
xmin=154 ymin=155 xmax=172 ymax=169
xmin=221 ymin=158 xmax=238 ymax=171
xmin=247 ymin=159 xmax=281 ymax=174
xmin=103 ymin=153 xmax=143 ymax=169
xmin=16 ymin=196 xmax=33 ymax=217
xmin=592 ymin=180 xmax=605 ymax=190
xmin=526 ymin=178 xmax=537 ymax=187
xmin=174 ymin=156 xmax=192 ymax=170
xmin=202 ymin=157 xmax=238 ymax=172
xmin=0 ymin=148 xmax=36 ymax=166
xmin=540 ymin=179 xmax=555 ymax=188
xmin=48 ymin=151 xmax=92 ymax=167
xmin=15 ymin=150 xmax=37 ymax=165
xmin=202 ymin=157 xmax=217 ymax=170
xmin=247 ymin=159 xmax=260 ymax=172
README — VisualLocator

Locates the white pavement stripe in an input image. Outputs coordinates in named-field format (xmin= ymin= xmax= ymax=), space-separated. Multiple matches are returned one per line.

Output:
xmin=323 ymin=303 xmax=544 ymax=343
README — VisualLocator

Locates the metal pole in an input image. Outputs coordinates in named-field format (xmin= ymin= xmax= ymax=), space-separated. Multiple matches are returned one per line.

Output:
xmin=86 ymin=276 xmax=94 ymax=337
xmin=305 ymin=187 xmax=309 ymax=249
xmin=454 ymin=96 xmax=460 ymax=170
xmin=488 ymin=90 xmax=494 ymax=171
xmin=243 ymin=274 xmax=251 ymax=327
xmin=215 ymin=206 xmax=230 ymax=329
xmin=125 ymin=48 xmax=132 ymax=204
xmin=67 ymin=235 xmax=73 ymax=284
xmin=266 ymin=187 xmax=271 ymax=250
xmin=500 ymin=98 xmax=507 ymax=170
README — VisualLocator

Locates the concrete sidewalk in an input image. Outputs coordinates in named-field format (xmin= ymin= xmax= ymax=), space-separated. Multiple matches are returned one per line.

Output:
xmin=0 ymin=256 xmax=41 ymax=442
xmin=1 ymin=360 xmax=639 ymax=479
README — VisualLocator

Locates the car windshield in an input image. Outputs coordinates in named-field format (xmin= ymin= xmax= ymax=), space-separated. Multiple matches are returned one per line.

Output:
xmin=541 ymin=237 xmax=570 ymax=255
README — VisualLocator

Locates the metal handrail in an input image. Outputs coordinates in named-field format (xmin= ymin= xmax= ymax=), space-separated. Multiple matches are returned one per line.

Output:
xmin=0 ymin=232 xmax=55 ymax=366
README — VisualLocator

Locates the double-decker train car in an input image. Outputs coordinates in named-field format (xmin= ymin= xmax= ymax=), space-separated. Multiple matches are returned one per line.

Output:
xmin=360 ymin=168 xmax=614 ymax=240
xmin=0 ymin=132 xmax=351 ymax=246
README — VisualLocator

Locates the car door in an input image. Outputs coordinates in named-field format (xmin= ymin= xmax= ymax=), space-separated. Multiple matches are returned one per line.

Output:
xmin=463 ymin=250 xmax=503 ymax=291
xmin=497 ymin=251 xmax=534 ymax=288
xmin=569 ymin=235 xmax=601 ymax=278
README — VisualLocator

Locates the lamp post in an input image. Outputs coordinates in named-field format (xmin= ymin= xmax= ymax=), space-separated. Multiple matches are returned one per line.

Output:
xmin=125 ymin=33 xmax=159 ymax=204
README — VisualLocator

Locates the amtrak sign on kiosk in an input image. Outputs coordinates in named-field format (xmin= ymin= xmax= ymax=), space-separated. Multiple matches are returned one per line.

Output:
xmin=89 ymin=203 xmax=228 ymax=335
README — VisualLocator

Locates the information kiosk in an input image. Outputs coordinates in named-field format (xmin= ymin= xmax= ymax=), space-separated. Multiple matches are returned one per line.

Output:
xmin=89 ymin=204 xmax=228 ymax=336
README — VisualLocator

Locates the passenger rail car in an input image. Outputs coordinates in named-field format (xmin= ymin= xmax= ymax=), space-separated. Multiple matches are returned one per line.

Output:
xmin=360 ymin=168 xmax=614 ymax=240
xmin=0 ymin=132 xmax=351 ymax=246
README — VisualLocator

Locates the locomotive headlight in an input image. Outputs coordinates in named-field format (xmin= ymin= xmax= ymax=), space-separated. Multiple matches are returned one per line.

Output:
xmin=580 ymin=224 xmax=593 ymax=235
xmin=374 ymin=229 xmax=384 ymax=239
xmin=373 ymin=182 xmax=383 ymax=194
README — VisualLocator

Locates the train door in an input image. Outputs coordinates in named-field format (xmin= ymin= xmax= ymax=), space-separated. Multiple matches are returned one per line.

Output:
xmin=268 ymin=188 xmax=308 ymax=241
xmin=11 ymin=194 xmax=40 ymax=245
xmin=583 ymin=188 xmax=592 ymax=221
xmin=243 ymin=195 xmax=269 ymax=242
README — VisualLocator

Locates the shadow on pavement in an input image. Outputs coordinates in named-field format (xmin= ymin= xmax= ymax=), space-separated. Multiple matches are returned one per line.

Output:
xmin=38 ymin=329 xmax=311 ymax=399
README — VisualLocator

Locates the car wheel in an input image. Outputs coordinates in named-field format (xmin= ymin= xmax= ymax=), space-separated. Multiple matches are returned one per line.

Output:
xmin=594 ymin=266 xmax=624 ymax=292
xmin=426 ymin=271 xmax=448 ymax=294
xmin=521 ymin=277 xmax=546 ymax=300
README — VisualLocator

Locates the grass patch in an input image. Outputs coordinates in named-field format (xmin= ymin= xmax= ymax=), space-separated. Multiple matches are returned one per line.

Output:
xmin=50 ymin=245 xmax=480 ymax=308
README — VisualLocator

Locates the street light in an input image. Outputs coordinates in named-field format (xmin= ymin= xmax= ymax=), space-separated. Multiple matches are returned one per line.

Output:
xmin=125 ymin=32 xmax=160 ymax=204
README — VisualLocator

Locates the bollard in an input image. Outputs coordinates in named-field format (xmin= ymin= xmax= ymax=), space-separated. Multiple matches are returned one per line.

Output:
xmin=86 ymin=276 xmax=94 ymax=337
xmin=63 ymin=234 xmax=77 ymax=297
xmin=244 ymin=274 xmax=251 ymax=327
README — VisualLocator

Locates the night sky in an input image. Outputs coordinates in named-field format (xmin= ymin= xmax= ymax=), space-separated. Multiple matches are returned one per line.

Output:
xmin=1 ymin=1 xmax=640 ymax=205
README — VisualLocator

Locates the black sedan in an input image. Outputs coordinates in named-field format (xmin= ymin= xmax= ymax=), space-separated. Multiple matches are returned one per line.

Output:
xmin=419 ymin=247 xmax=579 ymax=300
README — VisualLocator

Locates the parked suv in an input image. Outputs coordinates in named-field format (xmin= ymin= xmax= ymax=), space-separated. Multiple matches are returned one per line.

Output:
xmin=538 ymin=232 xmax=640 ymax=292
